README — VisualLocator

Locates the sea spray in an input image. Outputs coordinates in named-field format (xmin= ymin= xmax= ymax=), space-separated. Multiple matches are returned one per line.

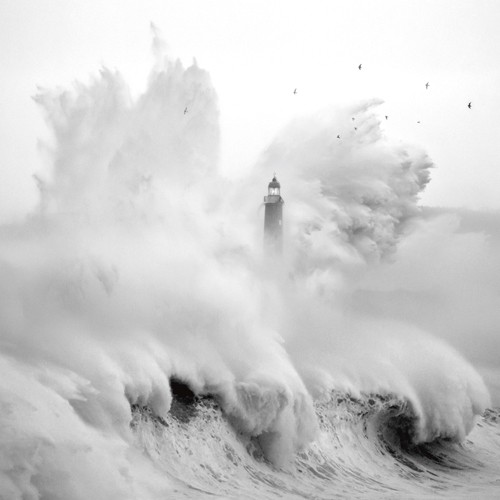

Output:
xmin=0 ymin=30 xmax=494 ymax=499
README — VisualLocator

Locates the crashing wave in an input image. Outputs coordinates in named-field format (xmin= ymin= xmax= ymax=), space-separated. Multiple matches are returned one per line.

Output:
xmin=130 ymin=382 xmax=499 ymax=499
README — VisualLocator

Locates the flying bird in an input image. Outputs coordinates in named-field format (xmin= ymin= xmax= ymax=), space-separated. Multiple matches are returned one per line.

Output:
xmin=468 ymin=102 xmax=472 ymax=109
xmin=184 ymin=107 xmax=188 ymax=114
xmin=358 ymin=64 xmax=362 ymax=70
xmin=337 ymin=134 xmax=341 ymax=139
xmin=354 ymin=127 xmax=357 ymax=131
xmin=385 ymin=115 xmax=388 ymax=120
xmin=352 ymin=117 xmax=355 ymax=121
xmin=294 ymin=88 xmax=297 ymax=94
xmin=417 ymin=121 xmax=421 ymax=124
xmin=425 ymin=82 xmax=430 ymax=89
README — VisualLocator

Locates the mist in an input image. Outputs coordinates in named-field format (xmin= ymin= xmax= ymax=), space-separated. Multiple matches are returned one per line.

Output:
xmin=0 ymin=32 xmax=496 ymax=498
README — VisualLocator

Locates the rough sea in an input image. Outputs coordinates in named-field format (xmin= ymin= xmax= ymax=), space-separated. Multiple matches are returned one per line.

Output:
xmin=131 ymin=388 xmax=500 ymax=499
xmin=1 ymin=30 xmax=499 ymax=499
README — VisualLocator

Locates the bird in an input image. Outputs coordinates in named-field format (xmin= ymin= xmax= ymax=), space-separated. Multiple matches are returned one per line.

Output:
xmin=425 ymin=82 xmax=430 ymax=89
xmin=385 ymin=115 xmax=388 ymax=120
xmin=294 ymin=88 xmax=297 ymax=94
xmin=337 ymin=134 xmax=341 ymax=139
xmin=417 ymin=121 xmax=421 ymax=124
xmin=468 ymin=102 xmax=472 ymax=109
xmin=352 ymin=117 xmax=355 ymax=121
xmin=354 ymin=127 xmax=357 ymax=131
xmin=184 ymin=107 xmax=188 ymax=114
xmin=358 ymin=64 xmax=362 ymax=70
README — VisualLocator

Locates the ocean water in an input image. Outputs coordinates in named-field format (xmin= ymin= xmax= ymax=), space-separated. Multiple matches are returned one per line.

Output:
xmin=1 ymin=32 xmax=499 ymax=499
xmin=131 ymin=388 xmax=500 ymax=499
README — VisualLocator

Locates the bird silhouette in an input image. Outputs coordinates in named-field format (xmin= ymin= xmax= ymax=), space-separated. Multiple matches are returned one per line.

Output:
xmin=184 ymin=107 xmax=188 ymax=114
xmin=354 ymin=127 xmax=357 ymax=131
xmin=294 ymin=88 xmax=297 ymax=94
xmin=337 ymin=134 xmax=341 ymax=139
xmin=352 ymin=117 xmax=355 ymax=121
xmin=417 ymin=121 xmax=421 ymax=124
xmin=468 ymin=102 xmax=472 ymax=109
xmin=385 ymin=115 xmax=388 ymax=120
xmin=358 ymin=64 xmax=362 ymax=70
xmin=425 ymin=82 xmax=430 ymax=89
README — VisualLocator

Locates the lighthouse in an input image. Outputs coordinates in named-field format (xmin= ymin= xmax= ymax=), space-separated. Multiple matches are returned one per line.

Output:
xmin=264 ymin=175 xmax=284 ymax=254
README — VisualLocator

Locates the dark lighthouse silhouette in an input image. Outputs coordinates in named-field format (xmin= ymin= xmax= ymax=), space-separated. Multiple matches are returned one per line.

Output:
xmin=263 ymin=175 xmax=284 ymax=254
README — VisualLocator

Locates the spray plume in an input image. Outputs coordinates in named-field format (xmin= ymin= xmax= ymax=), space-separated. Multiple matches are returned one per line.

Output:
xmin=0 ymin=31 xmax=492 ymax=498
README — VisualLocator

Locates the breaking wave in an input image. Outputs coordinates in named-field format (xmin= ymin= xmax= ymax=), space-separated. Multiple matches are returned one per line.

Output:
xmin=131 ymin=385 xmax=500 ymax=499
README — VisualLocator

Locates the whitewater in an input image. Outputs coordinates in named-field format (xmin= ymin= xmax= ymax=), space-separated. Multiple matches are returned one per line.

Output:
xmin=0 ymin=31 xmax=499 ymax=499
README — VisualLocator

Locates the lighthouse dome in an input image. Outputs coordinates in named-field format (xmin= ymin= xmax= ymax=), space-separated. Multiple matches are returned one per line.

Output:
xmin=268 ymin=176 xmax=280 ymax=189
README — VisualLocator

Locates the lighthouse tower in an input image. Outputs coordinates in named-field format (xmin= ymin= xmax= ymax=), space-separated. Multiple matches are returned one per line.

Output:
xmin=264 ymin=175 xmax=284 ymax=254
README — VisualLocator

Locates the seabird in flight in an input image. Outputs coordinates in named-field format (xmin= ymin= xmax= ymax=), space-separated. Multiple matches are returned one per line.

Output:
xmin=294 ymin=88 xmax=297 ymax=94
xmin=385 ymin=115 xmax=388 ymax=120
xmin=425 ymin=82 xmax=430 ymax=89
xmin=358 ymin=64 xmax=362 ymax=70
xmin=337 ymin=134 xmax=341 ymax=139
xmin=468 ymin=102 xmax=472 ymax=109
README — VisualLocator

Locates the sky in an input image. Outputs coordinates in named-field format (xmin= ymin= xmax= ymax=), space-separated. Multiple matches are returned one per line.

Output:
xmin=1 ymin=0 xmax=500 ymax=221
